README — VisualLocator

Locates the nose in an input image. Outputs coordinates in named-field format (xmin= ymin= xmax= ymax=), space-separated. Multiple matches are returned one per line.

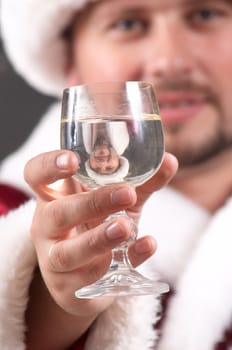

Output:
xmin=145 ymin=19 xmax=194 ymax=81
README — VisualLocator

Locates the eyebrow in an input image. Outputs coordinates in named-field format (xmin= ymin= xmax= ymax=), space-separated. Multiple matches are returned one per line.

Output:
xmin=172 ymin=0 xmax=232 ymax=10
xmin=100 ymin=0 xmax=232 ymax=17
xmin=183 ymin=0 xmax=232 ymax=4
xmin=113 ymin=0 xmax=232 ymax=11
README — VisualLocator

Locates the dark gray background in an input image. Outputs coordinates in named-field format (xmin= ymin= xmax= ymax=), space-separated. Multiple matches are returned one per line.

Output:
xmin=0 ymin=37 xmax=55 ymax=161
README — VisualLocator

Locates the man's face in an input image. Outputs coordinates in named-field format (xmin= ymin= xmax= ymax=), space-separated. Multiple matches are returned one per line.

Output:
xmin=89 ymin=143 xmax=120 ymax=174
xmin=70 ymin=0 xmax=232 ymax=167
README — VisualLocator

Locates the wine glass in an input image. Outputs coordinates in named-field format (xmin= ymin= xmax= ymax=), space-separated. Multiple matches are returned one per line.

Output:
xmin=60 ymin=81 xmax=169 ymax=298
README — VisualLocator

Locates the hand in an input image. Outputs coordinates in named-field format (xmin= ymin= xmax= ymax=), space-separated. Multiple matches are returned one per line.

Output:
xmin=24 ymin=150 xmax=177 ymax=337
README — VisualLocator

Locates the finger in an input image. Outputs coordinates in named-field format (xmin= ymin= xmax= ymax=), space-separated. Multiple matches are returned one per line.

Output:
xmin=24 ymin=150 xmax=79 ymax=198
xmin=48 ymin=218 xmax=132 ymax=272
xmin=72 ymin=235 xmax=157 ymax=290
xmin=35 ymin=185 xmax=137 ymax=239
xmin=136 ymin=152 xmax=178 ymax=206
xmin=128 ymin=236 xmax=157 ymax=267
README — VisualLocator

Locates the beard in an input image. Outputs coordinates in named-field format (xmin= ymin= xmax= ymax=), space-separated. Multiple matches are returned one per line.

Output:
xmin=155 ymin=77 xmax=232 ymax=167
xmin=166 ymin=129 xmax=232 ymax=167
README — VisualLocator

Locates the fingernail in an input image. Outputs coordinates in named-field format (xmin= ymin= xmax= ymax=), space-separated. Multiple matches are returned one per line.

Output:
xmin=111 ymin=187 xmax=133 ymax=205
xmin=56 ymin=153 xmax=69 ymax=169
xmin=135 ymin=240 xmax=153 ymax=254
xmin=105 ymin=222 xmax=124 ymax=240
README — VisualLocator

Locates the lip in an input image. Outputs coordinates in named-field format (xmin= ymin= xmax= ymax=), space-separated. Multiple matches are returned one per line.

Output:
xmin=158 ymin=93 xmax=206 ymax=126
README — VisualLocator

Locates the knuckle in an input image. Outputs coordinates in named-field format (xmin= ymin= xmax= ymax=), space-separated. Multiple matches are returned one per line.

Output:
xmin=87 ymin=232 xmax=106 ymax=255
xmin=24 ymin=153 xmax=51 ymax=184
xmin=49 ymin=243 xmax=69 ymax=272
xmin=40 ymin=154 xmax=57 ymax=181
xmin=47 ymin=202 xmax=67 ymax=230
xmin=86 ymin=190 xmax=107 ymax=216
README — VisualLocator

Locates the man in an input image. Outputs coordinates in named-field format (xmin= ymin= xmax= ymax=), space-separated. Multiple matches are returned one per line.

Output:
xmin=0 ymin=0 xmax=232 ymax=349
xmin=84 ymin=120 xmax=129 ymax=179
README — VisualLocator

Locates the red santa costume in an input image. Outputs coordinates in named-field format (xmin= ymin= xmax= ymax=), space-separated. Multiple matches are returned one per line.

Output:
xmin=1 ymin=1 xmax=232 ymax=349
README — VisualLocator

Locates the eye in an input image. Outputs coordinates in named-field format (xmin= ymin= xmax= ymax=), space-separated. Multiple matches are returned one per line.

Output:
xmin=185 ymin=3 xmax=231 ymax=30
xmin=116 ymin=19 xmax=142 ymax=29
xmin=112 ymin=18 xmax=148 ymax=33
xmin=191 ymin=8 xmax=221 ymax=21
xmin=186 ymin=3 xmax=229 ymax=27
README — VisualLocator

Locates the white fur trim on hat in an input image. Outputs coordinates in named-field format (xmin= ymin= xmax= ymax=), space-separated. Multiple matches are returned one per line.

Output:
xmin=0 ymin=0 xmax=100 ymax=96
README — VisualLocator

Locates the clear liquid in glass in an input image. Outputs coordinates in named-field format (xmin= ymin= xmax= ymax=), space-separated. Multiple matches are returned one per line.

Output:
xmin=61 ymin=114 xmax=164 ymax=189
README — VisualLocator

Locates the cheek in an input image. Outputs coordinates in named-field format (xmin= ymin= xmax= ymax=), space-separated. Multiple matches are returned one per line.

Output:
xmin=195 ymin=35 xmax=232 ymax=127
xmin=199 ymin=34 xmax=232 ymax=92
xmin=208 ymin=53 xmax=232 ymax=133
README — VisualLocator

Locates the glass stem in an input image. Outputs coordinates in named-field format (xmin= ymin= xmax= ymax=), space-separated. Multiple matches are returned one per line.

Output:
xmin=110 ymin=246 xmax=132 ymax=271
xmin=106 ymin=210 xmax=137 ymax=271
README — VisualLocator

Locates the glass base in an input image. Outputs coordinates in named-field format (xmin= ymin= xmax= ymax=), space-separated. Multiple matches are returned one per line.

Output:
xmin=75 ymin=268 xmax=169 ymax=299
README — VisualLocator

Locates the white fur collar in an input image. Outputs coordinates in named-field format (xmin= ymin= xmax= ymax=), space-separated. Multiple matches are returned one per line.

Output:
xmin=158 ymin=196 xmax=232 ymax=350
xmin=140 ymin=190 xmax=232 ymax=350
xmin=86 ymin=294 xmax=160 ymax=350
xmin=0 ymin=199 xmax=36 ymax=349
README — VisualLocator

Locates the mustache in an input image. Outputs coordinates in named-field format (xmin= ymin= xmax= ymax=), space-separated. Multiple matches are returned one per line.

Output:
xmin=154 ymin=78 xmax=217 ymax=99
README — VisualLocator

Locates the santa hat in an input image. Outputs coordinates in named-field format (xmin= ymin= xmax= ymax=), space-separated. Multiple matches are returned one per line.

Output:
xmin=0 ymin=0 xmax=100 ymax=97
